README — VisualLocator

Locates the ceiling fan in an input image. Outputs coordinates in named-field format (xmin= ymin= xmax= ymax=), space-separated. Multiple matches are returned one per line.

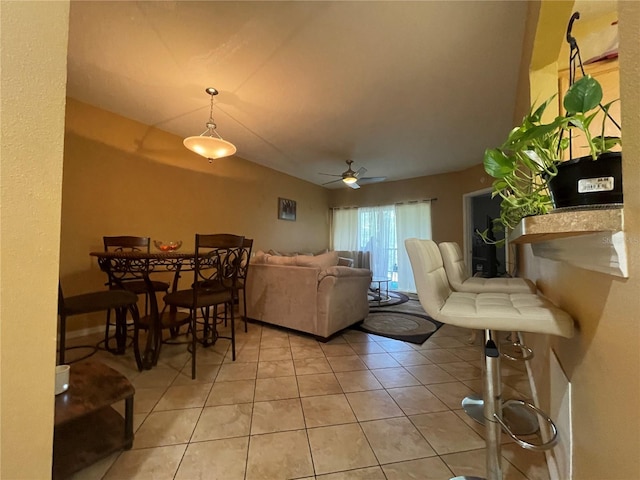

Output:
xmin=319 ymin=160 xmax=386 ymax=189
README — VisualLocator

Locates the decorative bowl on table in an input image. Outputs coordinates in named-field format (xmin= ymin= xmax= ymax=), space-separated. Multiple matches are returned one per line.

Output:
xmin=153 ymin=240 xmax=182 ymax=252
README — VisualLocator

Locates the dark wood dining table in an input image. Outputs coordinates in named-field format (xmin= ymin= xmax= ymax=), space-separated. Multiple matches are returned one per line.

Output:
xmin=89 ymin=250 xmax=196 ymax=369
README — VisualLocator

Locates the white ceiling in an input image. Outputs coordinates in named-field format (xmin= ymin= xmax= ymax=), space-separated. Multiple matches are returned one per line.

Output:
xmin=67 ymin=1 xmax=531 ymax=188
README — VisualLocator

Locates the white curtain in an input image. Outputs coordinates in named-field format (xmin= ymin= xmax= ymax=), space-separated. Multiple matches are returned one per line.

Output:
xmin=331 ymin=201 xmax=432 ymax=293
xmin=358 ymin=206 xmax=395 ymax=280
xmin=395 ymin=201 xmax=432 ymax=292
xmin=331 ymin=208 xmax=358 ymax=250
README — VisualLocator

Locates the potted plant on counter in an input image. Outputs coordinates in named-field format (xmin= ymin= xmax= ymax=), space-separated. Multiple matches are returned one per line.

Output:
xmin=481 ymin=73 xmax=621 ymax=240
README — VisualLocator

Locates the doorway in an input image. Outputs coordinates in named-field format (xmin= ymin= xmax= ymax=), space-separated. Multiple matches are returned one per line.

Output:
xmin=463 ymin=189 xmax=506 ymax=278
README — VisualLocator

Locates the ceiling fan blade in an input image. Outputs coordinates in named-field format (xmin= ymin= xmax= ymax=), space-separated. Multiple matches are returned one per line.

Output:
xmin=322 ymin=178 xmax=342 ymax=186
xmin=318 ymin=172 xmax=342 ymax=177
xmin=354 ymin=166 xmax=367 ymax=177
xmin=357 ymin=176 xmax=386 ymax=185
xmin=347 ymin=181 xmax=360 ymax=190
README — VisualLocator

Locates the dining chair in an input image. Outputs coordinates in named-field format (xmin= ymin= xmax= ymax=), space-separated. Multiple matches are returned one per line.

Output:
xmin=224 ymin=238 xmax=253 ymax=332
xmin=102 ymin=236 xmax=170 ymax=353
xmin=162 ymin=233 xmax=245 ymax=379
xmin=239 ymin=238 xmax=254 ymax=332
xmin=57 ymin=282 xmax=139 ymax=365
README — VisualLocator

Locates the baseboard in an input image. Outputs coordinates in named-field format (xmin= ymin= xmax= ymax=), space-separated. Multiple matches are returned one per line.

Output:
xmin=66 ymin=325 xmax=104 ymax=339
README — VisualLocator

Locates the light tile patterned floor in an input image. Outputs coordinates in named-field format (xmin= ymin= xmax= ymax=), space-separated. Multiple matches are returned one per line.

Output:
xmin=64 ymin=318 xmax=550 ymax=480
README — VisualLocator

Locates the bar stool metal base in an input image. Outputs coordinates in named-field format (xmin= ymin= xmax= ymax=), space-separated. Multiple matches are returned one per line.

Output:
xmin=462 ymin=394 xmax=540 ymax=435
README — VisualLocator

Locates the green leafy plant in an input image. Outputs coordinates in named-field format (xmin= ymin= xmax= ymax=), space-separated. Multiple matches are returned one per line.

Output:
xmin=480 ymin=75 xmax=621 ymax=243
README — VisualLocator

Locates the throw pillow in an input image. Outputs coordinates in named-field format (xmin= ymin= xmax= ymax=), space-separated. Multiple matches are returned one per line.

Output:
xmin=338 ymin=257 xmax=354 ymax=267
xmin=251 ymin=250 xmax=268 ymax=264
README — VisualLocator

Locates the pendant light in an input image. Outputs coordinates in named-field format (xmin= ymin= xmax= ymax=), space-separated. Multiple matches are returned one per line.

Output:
xmin=183 ymin=87 xmax=236 ymax=163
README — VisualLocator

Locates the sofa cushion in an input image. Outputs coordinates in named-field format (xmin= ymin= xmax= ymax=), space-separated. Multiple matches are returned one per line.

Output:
xmin=296 ymin=250 xmax=339 ymax=269
xmin=266 ymin=255 xmax=298 ymax=265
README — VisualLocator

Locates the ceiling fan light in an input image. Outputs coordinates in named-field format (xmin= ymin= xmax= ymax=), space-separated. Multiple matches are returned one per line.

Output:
xmin=343 ymin=176 xmax=358 ymax=184
xmin=183 ymin=135 xmax=236 ymax=161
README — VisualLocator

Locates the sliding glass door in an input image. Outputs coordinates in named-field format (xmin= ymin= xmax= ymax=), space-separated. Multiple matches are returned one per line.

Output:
xmin=332 ymin=201 xmax=431 ymax=293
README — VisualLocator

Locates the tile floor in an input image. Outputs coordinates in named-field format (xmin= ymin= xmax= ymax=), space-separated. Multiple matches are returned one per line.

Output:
xmin=64 ymin=319 xmax=551 ymax=480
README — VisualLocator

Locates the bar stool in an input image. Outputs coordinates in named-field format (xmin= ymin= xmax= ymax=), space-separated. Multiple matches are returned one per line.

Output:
xmin=438 ymin=241 xmax=538 ymax=433
xmin=405 ymin=238 xmax=574 ymax=480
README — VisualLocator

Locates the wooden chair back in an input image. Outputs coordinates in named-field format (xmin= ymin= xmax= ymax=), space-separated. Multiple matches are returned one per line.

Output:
xmin=103 ymin=236 xmax=151 ymax=252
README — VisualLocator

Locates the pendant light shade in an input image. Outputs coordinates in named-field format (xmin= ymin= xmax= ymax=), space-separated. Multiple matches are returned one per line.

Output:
xmin=184 ymin=87 xmax=236 ymax=163
xmin=183 ymin=135 xmax=236 ymax=160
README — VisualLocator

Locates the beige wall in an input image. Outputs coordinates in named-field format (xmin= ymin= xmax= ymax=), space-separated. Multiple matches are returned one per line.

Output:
xmin=61 ymin=99 xmax=331 ymax=331
xmin=520 ymin=2 xmax=640 ymax=479
xmin=0 ymin=1 xmax=70 ymax=478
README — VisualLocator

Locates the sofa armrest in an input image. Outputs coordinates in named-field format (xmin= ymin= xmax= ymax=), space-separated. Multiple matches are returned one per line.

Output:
xmin=316 ymin=267 xmax=372 ymax=338
xmin=245 ymin=263 xmax=321 ymax=334
xmin=320 ymin=266 xmax=371 ymax=280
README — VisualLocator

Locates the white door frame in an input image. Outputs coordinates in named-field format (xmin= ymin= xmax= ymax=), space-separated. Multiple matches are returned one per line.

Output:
xmin=462 ymin=187 xmax=508 ymax=277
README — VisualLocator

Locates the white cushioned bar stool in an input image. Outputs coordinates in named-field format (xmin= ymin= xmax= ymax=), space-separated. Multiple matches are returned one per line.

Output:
xmin=405 ymin=238 xmax=574 ymax=480
xmin=439 ymin=241 xmax=539 ymax=433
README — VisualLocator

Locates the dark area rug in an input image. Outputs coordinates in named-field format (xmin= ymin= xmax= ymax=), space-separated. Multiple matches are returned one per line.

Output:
xmin=359 ymin=292 xmax=442 ymax=344
xmin=367 ymin=291 xmax=409 ymax=308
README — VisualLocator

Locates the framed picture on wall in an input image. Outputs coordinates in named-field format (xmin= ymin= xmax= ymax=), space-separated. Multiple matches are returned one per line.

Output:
xmin=278 ymin=197 xmax=296 ymax=221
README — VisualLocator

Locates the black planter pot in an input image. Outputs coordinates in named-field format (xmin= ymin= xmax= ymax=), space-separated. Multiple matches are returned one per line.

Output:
xmin=547 ymin=152 xmax=623 ymax=209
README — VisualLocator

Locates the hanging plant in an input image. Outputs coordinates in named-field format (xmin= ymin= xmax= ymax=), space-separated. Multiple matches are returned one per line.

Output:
xmin=478 ymin=13 xmax=621 ymax=244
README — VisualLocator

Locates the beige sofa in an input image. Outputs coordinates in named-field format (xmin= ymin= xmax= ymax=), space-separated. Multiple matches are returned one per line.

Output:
xmin=245 ymin=250 xmax=372 ymax=339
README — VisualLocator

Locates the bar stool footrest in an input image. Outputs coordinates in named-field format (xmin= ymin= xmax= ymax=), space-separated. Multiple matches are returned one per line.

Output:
xmin=495 ymin=399 xmax=558 ymax=451
xmin=501 ymin=333 xmax=534 ymax=362
xmin=462 ymin=394 xmax=540 ymax=436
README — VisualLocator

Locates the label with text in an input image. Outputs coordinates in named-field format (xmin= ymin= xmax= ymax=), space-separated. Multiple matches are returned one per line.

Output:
xmin=577 ymin=177 xmax=614 ymax=193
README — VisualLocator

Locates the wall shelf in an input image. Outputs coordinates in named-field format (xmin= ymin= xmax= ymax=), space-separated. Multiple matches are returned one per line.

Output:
xmin=508 ymin=208 xmax=627 ymax=277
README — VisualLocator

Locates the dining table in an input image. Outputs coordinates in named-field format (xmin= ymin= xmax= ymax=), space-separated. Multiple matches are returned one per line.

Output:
xmin=89 ymin=250 xmax=196 ymax=370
